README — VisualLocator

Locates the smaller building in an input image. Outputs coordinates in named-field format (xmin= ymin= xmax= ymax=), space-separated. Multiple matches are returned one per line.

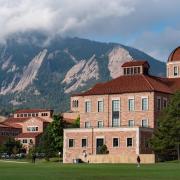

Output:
xmin=0 ymin=122 xmax=22 ymax=144
xmin=1 ymin=109 xmax=53 ymax=153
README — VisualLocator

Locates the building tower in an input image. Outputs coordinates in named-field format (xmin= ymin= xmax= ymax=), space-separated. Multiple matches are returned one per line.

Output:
xmin=167 ymin=47 xmax=180 ymax=78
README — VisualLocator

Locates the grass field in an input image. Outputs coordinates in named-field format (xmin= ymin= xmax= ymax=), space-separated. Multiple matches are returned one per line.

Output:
xmin=0 ymin=160 xmax=180 ymax=180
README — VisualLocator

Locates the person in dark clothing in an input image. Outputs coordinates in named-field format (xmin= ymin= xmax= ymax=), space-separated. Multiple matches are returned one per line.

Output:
xmin=137 ymin=155 xmax=141 ymax=167
xmin=32 ymin=153 xmax=36 ymax=164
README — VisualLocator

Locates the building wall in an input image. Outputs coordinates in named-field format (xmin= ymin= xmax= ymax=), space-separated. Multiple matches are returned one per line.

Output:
xmin=63 ymin=128 xmax=146 ymax=163
xmin=154 ymin=92 xmax=171 ymax=128
xmin=14 ymin=111 xmax=53 ymax=122
xmin=167 ymin=62 xmax=180 ymax=78
xmin=0 ymin=127 xmax=21 ymax=144
xmin=22 ymin=118 xmax=44 ymax=133
xmin=87 ymin=154 xmax=155 ymax=164
xmin=72 ymin=92 xmax=155 ymax=129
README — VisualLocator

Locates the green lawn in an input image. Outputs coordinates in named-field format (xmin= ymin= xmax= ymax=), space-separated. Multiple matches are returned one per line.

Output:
xmin=0 ymin=160 xmax=180 ymax=180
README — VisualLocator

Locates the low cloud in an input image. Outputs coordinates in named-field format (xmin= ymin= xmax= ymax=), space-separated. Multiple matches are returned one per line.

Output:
xmin=0 ymin=0 xmax=179 ymax=60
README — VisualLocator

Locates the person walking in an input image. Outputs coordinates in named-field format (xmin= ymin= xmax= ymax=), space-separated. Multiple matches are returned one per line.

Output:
xmin=137 ymin=155 xmax=141 ymax=167
xmin=32 ymin=153 xmax=36 ymax=164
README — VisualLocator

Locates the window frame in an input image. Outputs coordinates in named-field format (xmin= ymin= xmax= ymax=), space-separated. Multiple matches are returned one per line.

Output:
xmin=85 ymin=100 xmax=91 ymax=113
xmin=112 ymin=137 xmax=119 ymax=148
xmin=81 ymin=138 xmax=88 ymax=148
xmin=97 ymin=121 xmax=104 ymax=128
xmin=126 ymin=138 xmax=133 ymax=147
xmin=128 ymin=120 xmax=135 ymax=127
xmin=141 ymin=119 xmax=148 ymax=128
xmin=141 ymin=97 xmax=148 ymax=111
xmin=68 ymin=139 xmax=75 ymax=148
xmin=128 ymin=97 xmax=135 ymax=111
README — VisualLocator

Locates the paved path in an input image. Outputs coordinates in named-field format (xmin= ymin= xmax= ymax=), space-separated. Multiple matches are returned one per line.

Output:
xmin=0 ymin=160 xmax=29 ymax=163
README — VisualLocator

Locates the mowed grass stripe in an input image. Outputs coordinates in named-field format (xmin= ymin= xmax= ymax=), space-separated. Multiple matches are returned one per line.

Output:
xmin=0 ymin=161 xmax=180 ymax=180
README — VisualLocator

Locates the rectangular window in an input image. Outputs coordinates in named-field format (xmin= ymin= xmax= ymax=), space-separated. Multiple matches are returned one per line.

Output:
xmin=174 ymin=66 xmax=178 ymax=76
xmin=142 ymin=97 xmax=148 ymax=111
xmin=82 ymin=139 xmax=87 ymax=147
xmin=157 ymin=97 xmax=161 ymax=111
xmin=127 ymin=68 xmax=130 ymax=75
xmin=128 ymin=120 xmax=134 ymax=127
xmin=124 ymin=68 xmax=127 ymax=75
xmin=127 ymin=138 xmax=133 ymax=147
xmin=98 ymin=121 xmax=103 ymax=128
xmin=113 ymin=138 xmax=119 ymax=147
xmin=68 ymin=139 xmax=75 ymax=148
xmin=112 ymin=100 xmax=120 ymax=127
xmin=163 ymin=98 xmax=167 ymax=109
xmin=22 ymin=139 xmax=27 ymax=144
xmin=85 ymin=122 xmax=91 ymax=128
xmin=98 ymin=101 xmax=104 ymax=112
xmin=85 ymin=101 xmax=91 ymax=112
xmin=128 ymin=98 xmax=135 ymax=111
xmin=142 ymin=119 xmax=148 ymax=127
xmin=27 ymin=126 xmax=38 ymax=132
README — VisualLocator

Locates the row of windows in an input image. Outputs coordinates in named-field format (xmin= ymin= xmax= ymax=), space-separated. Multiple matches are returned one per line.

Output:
xmin=72 ymin=100 xmax=79 ymax=108
xmin=21 ymin=139 xmax=33 ymax=144
xmin=85 ymin=98 xmax=149 ymax=113
xmin=123 ymin=67 xmax=141 ymax=75
xmin=68 ymin=138 xmax=133 ymax=148
xmin=0 ymin=131 xmax=19 ymax=136
xmin=157 ymin=97 xmax=167 ymax=111
xmin=84 ymin=119 xmax=148 ymax=128
xmin=84 ymin=96 xmax=167 ymax=113
xmin=41 ymin=113 xmax=48 ymax=116
xmin=17 ymin=113 xmax=49 ymax=118
xmin=27 ymin=127 xmax=38 ymax=132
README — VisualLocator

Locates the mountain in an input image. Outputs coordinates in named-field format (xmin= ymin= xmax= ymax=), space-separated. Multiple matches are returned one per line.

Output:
xmin=0 ymin=32 xmax=166 ymax=114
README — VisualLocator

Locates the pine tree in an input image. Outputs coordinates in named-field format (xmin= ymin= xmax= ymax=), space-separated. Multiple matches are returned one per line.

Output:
xmin=150 ymin=91 xmax=180 ymax=160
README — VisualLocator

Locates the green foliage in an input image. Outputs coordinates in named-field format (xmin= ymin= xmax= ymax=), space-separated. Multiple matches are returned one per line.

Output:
xmin=150 ymin=91 xmax=180 ymax=160
xmin=2 ymin=138 xmax=22 ymax=155
xmin=99 ymin=144 xmax=109 ymax=154
xmin=72 ymin=116 xmax=80 ymax=128
xmin=38 ymin=114 xmax=65 ymax=160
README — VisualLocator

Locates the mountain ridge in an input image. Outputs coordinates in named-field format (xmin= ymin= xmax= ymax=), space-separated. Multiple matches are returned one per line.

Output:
xmin=0 ymin=33 xmax=166 ymax=114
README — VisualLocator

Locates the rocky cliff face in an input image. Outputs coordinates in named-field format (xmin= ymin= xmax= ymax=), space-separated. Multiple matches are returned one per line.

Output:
xmin=0 ymin=33 xmax=166 ymax=113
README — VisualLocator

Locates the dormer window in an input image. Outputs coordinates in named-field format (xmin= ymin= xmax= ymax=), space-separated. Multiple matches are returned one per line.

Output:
xmin=122 ymin=61 xmax=150 ymax=76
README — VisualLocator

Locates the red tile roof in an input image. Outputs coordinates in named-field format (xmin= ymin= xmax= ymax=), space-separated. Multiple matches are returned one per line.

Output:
xmin=0 ymin=122 xmax=22 ymax=129
xmin=121 ymin=61 xmax=150 ymax=68
xmin=75 ymin=74 xmax=173 ymax=96
xmin=168 ymin=47 xmax=180 ymax=62
xmin=0 ymin=123 xmax=9 ymax=128
xmin=16 ymin=132 xmax=42 ymax=138
xmin=15 ymin=109 xmax=52 ymax=114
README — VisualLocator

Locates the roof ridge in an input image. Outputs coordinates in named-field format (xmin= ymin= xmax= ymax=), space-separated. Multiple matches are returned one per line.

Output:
xmin=142 ymin=75 xmax=154 ymax=91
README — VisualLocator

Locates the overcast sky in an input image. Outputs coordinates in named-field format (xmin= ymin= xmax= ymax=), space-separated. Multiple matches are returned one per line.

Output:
xmin=0 ymin=0 xmax=179 ymax=61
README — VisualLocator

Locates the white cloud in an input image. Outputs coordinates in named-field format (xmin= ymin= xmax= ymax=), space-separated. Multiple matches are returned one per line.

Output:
xmin=134 ymin=28 xmax=180 ymax=61
xmin=0 ymin=0 xmax=179 ymax=60
xmin=0 ymin=0 xmax=135 ymax=40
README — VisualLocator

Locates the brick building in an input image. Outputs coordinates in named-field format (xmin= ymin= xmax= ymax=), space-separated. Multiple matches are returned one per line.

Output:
xmin=1 ymin=109 xmax=53 ymax=153
xmin=63 ymin=47 xmax=180 ymax=163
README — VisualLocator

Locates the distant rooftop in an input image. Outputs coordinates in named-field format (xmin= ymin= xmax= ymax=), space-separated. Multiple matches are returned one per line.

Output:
xmin=15 ymin=109 xmax=53 ymax=114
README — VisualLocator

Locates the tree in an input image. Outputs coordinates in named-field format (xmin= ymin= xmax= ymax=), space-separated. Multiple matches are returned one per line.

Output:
xmin=3 ymin=138 xmax=22 ymax=155
xmin=150 ymin=91 xmax=180 ymax=161
xmin=72 ymin=116 xmax=80 ymax=128
xmin=38 ymin=114 xmax=65 ymax=160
